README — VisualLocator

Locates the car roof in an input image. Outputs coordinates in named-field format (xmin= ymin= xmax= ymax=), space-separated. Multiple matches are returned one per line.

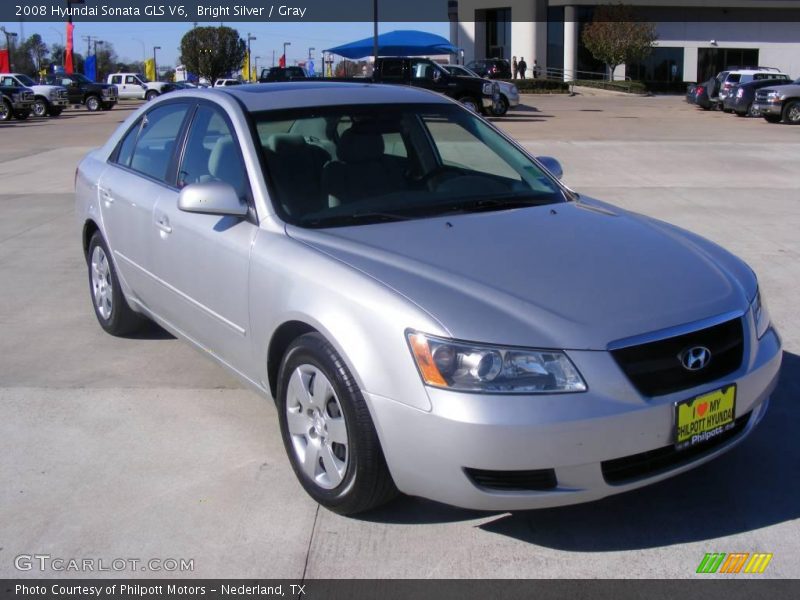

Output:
xmin=214 ymin=81 xmax=450 ymax=111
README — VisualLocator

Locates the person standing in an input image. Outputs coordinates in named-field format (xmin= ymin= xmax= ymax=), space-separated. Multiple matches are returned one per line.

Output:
xmin=533 ymin=59 xmax=541 ymax=79
xmin=512 ymin=56 xmax=518 ymax=79
xmin=518 ymin=57 xmax=527 ymax=79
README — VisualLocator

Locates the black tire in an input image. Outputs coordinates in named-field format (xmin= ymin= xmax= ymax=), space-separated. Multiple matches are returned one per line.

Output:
xmin=145 ymin=90 xmax=159 ymax=101
xmin=763 ymin=114 xmax=782 ymax=124
xmin=13 ymin=110 xmax=30 ymax=120
xmin=32 ymin=97 xmax=49 ymax=118
xmin=101 ymin=102 xmax=115 ymax=111
xmin=782 ymin=99 xmax=800 ymax=125
xmin=47 ymin=107 xmax=63 ymax=117
xmin=0 ymin=98 xmax=13 ymax=121
xmin=492 ymin=95 xmax=509 ymax=117
xmin=277 ymin=332 xmax=398 ymax=515
xmin=85 ymin=95 xmax=101 ymax=112
xmin=86 ymin=232 xmax=145 ymax=336
xmin=457 ymin=96 xmax=480 ymax=113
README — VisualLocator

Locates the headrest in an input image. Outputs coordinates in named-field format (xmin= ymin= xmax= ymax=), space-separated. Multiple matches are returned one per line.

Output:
xmin=265 ymin=133 xmax=307 ymax=155
xmin=338 ymin=129 xmax=384 ymax=163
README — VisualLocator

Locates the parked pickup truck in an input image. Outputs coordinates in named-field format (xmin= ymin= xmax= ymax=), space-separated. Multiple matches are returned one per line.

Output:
xmin=259 ymin=66 xmax=308 ymax=82
xmin=0 ymin=73 xmax=68 ymax=117
xmin=0 ymin=81 xmax=34 ymax=121
xmin=45 ymin=73 xmax=117 ymax=111
xmin=319 ymin=57 xmax=500 ymax=114
xmin=752 ymin=78 xmax=800 ymax=124
xmin=107 ymin=73 xmax=173 ymax=101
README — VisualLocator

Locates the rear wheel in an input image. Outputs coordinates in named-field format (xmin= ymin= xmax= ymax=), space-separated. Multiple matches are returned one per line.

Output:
xmin=0 ymin=98 xmax=12 ymax=121
xmin=457 ymin=96 xmax=479 ymax=113
xmin=145 ymin=90 xmax=159 ymax=101
xmin=782 ymin=100 xmax=800 ymax=124
xmin=87 ymin=232 xmax=145 ymax=336
xmin=32 ymin=98 xmax=49 ymax=117
xmin=85 ymin=95 xmax=101 ymax=112
xmin=277 ymin=333 xmax=397 ymax=515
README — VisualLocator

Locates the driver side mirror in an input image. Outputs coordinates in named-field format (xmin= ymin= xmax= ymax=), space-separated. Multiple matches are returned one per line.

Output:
xmin=178 ymin=181 xmax=248 ymax=217
xmin=536 ymin=156 xmax=564 ymax=180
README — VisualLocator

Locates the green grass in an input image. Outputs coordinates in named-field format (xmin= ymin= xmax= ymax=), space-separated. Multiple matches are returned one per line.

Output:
xmin=498 ymin=79 xmax=570 ymax=94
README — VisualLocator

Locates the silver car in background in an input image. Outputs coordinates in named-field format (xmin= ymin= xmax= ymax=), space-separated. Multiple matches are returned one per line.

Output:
xmin=76 ymin=83 xmax=782 ymax=515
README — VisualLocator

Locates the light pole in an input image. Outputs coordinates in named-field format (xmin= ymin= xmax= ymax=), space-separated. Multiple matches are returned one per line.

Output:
xmin=255 ymin=56 xmax=261 ymax=79
xmin=153 ymin=45 xmax=161 ymax=81
xmin=373 ymin=0 xmax=379 ymax=66
xmin=247 ymin=33 xmax=257 ymax=81
xmin=283 ymin=41 xmax=290 ymax=67
xmin=1 ymin=28 xmax=18 ymax=71
xmin=132 ymin=38 xmax=146 ymax=63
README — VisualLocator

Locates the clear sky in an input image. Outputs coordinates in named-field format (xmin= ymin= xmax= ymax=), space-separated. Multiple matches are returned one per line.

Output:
xmin=0 ymin=20 xmax=450 ymax=66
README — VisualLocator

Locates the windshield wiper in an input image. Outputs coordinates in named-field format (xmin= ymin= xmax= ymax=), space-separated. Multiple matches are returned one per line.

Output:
xmin=441 ymin=196 xmax=554 ymax=215
xmin=302 ymin=211 xmax=415 ymax=228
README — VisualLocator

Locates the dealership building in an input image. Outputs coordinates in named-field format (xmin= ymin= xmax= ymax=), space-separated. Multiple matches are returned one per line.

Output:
xmin=449 ymin=0 xmax=800 ymax=82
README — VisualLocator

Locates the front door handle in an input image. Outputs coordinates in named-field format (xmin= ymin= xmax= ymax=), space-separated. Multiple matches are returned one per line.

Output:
xmin=155 ymin=215 xmax=172 ymax=234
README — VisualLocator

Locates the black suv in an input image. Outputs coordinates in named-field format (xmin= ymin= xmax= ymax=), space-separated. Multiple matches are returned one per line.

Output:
xmin=260 ymin=66 xmax=308 ymax=82
xmin=466 ymin=59 xmax=512 ymax=80
xmin=0 ymin=83 xmax=34 ymax=121
xmin=44 ymin=73 xmax=117 ymax=111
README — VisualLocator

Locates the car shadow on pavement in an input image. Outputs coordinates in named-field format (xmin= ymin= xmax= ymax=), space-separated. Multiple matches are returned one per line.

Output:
xmin=123 ymin=320 xmax=176 ymax=340
xmin=362 ymin=351 xmax=799 ymax=549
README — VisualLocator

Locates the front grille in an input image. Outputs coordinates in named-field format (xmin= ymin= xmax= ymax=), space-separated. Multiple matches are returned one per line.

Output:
xmin=611 ymin=317 xmax=744 ymax=397
xmin=601 ymin=412 xmax=750 ymax=485
xmin=464 ymin=467 xmax=557 ymax=492
xmin=57 ymin=89 xmax=68 ymax=100
xmin=755 ymin=90 xmax=770 ymax=102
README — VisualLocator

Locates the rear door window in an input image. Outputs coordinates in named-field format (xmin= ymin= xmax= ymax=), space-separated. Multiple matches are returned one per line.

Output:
xmin=127 ymin=103 xmax=191 ymax=183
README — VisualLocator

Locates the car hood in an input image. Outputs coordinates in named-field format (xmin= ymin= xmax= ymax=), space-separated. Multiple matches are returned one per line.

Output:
xmin=286 ymin=199 xmax=756 ymax=350
xmin=761 ymin=83 xmax=800 ymax=94
xmin=31 ymin=84 xmax=63 ymax=93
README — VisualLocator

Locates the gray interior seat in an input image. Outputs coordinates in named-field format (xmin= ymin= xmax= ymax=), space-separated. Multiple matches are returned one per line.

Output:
xmin=262 ymin=134 xmax=330 ymax=216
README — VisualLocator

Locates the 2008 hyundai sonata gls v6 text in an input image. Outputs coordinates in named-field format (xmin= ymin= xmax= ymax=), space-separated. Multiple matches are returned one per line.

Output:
xmin=76 ymin=83 xmax=782 ymax=514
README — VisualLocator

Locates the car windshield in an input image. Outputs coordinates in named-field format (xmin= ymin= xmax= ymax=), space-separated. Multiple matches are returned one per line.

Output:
xmin=254 ymin=103 xmax=566 ymax=228
xmin=15 ymin=74 xmax=36 ymax=86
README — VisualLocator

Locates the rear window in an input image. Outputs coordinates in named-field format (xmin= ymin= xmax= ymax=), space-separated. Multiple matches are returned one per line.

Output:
xmin=727 ymin=74 xmax=741 ymax=83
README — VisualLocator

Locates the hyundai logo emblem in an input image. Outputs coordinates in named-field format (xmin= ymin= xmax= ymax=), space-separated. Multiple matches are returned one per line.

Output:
xmin=680 ymin=346 xmax=712 ymax=371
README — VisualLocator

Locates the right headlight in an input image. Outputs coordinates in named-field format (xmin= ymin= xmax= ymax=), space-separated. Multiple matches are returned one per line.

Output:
xmin=407 ymin=331 xmax=587 ymax=394
xmin=750 ymin=287 xmax=771 ymax=339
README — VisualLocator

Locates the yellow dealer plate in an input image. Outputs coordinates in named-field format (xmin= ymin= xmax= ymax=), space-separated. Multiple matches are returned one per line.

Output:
xmin=675 ymin=385 xmax=736 ymax=450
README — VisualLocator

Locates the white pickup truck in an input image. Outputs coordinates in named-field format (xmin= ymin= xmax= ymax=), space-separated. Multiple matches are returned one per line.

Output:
xmin=106 ymin=73 xmax=170 ymax=101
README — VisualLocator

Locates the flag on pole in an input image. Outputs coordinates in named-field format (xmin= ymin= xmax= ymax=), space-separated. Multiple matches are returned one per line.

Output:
xmin=279 ymin=54 xmax=286 ymax=68
xmin=242 ymin=51 xmax=251 ymax=82
xmin=84 ymin=54 xmax=97 ymax=82
xmin=65 ymin=22 xmax=75 ymax=74
xmin=0 ymin=49 xmax=9 ymax=73
xmin=144 ymin=58 xmax=156 ymax=81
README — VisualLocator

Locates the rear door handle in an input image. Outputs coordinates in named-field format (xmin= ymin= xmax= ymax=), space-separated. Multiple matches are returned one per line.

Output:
xmin=155 ymin=215 xmax=172 ymax=234
xmin=99 ymin=186 xmax=114 ymax=204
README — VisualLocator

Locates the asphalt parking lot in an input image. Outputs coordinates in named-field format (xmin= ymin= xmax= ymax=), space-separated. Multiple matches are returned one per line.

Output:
xmin=1 ymin=94 xmax=798 ymax=579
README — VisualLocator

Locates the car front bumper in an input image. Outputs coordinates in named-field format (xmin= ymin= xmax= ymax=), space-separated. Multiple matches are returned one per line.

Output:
xmin=752 ymin=101 xmax=782 ymax=117
xmin=367 ymin=322 xmax=782 ymax=511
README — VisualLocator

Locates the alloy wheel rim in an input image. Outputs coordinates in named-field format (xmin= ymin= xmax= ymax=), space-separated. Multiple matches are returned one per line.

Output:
xmin=286 ymin=364 xmax=349 ymax=490
xmin=0 ymin=102 xmax=9 ymax=119
xmin=33 ymin=101 xmax=47 ymax=117
xmin=87 ymin=97 xmax=99 ymax=110
xmin=789 ymin=105 xmax=800 ymax=123
xmin=91 ymin=246 xmax=113 ymax=320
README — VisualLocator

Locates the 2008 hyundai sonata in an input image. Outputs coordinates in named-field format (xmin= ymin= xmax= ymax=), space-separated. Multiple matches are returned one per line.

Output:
xmin=76 ymin=83 xmax=782 ymax=514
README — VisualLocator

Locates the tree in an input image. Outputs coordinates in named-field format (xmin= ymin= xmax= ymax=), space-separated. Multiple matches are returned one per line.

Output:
xmin=180 ymin=26 xmax=246 ymax=83
xmin=581 ymin=3 xmax=657 ymax=80
xmin=95 ymin=42 xmax=118 ymax=81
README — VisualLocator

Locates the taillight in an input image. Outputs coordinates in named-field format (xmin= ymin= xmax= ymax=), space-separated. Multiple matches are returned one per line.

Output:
xmin=736 ymin=88 xmax=744 ymax=98
xmin=697 ymin=86 xmax=704 ymax=94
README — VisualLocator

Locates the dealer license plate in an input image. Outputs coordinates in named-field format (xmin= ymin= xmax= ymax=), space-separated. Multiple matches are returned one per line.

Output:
xmin=674 ymin=385 xmax=736 ymax=450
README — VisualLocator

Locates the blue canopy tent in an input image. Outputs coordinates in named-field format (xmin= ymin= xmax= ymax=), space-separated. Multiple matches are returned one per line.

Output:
xmin=325 ymin=30 xmax=457 ymax=59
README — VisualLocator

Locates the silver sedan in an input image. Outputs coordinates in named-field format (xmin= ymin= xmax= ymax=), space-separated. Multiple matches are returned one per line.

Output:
xmin=76 ymin=83 xmax=782 ymax=515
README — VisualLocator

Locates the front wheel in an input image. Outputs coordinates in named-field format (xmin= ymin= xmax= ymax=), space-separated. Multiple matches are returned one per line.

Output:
xmin=87 ymin=232 xmax=145 ymax=336
xmin=32 ymin=98 xmax=49 ymax=117
xmin=492 ymin=95 xmax=509 ymax=117
xmin=782 ymin=100 xmax=800 ymax=124
xmin=457 ymin=96 xmax=479 ymax=113
xmin=277 ymin=333 xmax=397 ymax=515
xmin=85 ymin=95 xmax=101 ymax=112
xmin=145 ymin=90 xmax=159 ymax=101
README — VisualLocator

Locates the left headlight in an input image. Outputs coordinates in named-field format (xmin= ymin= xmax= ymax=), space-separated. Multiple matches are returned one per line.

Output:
xmin=750 ymin=287 xmax=770 ymax=339
xmin=407 ymin=331 xmax=587 ymax=394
